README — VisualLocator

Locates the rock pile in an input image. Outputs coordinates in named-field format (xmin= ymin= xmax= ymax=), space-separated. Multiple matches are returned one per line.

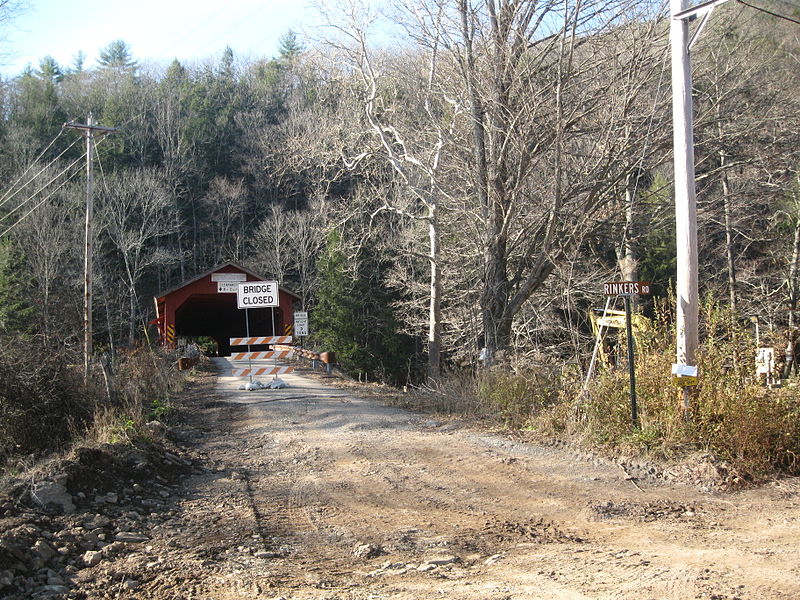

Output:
xmin=0 ymin=425 xmax=197 ymax=599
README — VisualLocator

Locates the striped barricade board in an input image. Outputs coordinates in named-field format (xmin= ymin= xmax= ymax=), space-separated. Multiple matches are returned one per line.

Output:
xmin=228 ymin=350 xmax=294 ymax=361
xmin=229 ymin=336 xmax=293 ymax=346
xmin=231 ymin=366 xmax=294 ymax=377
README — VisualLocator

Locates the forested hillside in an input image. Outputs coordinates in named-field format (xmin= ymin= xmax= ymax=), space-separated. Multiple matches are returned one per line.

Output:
xmin=0 ymin=0 xmax=798 ymax=387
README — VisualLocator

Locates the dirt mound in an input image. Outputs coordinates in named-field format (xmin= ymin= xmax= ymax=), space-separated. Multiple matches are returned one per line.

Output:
xmin=0 ymin=427 xmax=199 ymax=599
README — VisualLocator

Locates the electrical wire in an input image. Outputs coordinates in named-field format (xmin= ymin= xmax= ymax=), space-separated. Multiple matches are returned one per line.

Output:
xmin=737 ymin=0 xmax=800 ymax=25
xmin=0 ymin=152 xmax=86 ymax=224
xmin=0 ymin=158 xmax=85 ymax=238
xmin=0 ymin=126 xmax=65 ymax=206
xmin=159 ymin=0 xmax=238 ymax=59
xmin=0 ymin=134 xmax=83 ymax=210
xmin=0 ymin=134 xmax=110 ymax=235
xmin=93 ymin=136 xmax=111 ymax=197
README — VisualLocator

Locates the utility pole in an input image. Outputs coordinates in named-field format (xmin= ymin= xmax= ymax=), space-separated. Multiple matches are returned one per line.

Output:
xmin=671 ymin=0 xmax=699 ymax=411
xmin=64 ymin=115 xmax=117 ymax=379
xmin=670 ymin=0 xmax=732 ymax=411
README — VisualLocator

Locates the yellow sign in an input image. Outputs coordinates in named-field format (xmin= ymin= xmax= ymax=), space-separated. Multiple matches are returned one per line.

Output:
xmin=596 ymin=315 xmax=627 ymax=329
xmin=672 ymin=376 xmax=698 ymax=387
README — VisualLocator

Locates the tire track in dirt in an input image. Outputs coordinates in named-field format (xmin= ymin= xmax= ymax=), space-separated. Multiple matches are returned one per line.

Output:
xmin=67 ymin=363 xmax=800 ymax=600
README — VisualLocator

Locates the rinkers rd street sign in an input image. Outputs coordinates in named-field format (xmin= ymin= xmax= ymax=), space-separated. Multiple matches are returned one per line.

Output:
xmin=603 ymin=281 xmax=651 ymax=297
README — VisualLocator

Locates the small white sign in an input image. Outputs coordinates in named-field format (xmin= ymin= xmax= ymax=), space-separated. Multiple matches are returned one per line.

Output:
xmin=217 ymin=281 xmax=238 ymax=294
xmin=237 ymin=281 xmax=279 ymax=309
xmin=671 ymin=363 xmax=698 ymax=377
xmin=294 ymin=311 xmax=309 ymax=336
xmin=212 ymin=272 xmax=247 ymax=282
xmin=756 ymin=348 xmax=774 ymax=375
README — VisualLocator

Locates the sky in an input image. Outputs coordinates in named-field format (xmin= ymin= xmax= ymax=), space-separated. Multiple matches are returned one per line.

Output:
xmin=0 ymin=0 xmax=319 ymax=76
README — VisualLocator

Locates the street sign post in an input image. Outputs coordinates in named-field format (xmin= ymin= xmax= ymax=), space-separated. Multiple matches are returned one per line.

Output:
xmin=603 ymin=281 xmax=651 ymax=296
xmin=604 ymin=281 xmax=652 ymax=428
xmin=234 ymin=281 xmax=282 ymax=385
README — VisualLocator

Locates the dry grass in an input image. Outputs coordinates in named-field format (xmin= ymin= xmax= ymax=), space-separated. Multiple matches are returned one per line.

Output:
xmin=413 ymin=303 xmax=800 ymax=480
xmin=0 ymin=339 xmax=186 ymax=468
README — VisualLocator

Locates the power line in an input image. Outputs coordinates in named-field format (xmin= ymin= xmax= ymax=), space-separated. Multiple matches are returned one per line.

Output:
xmin=0 ymin=128 xmax=82 ymax=210
xmin=0 ymin=126 xmax=65 ymax=204
xmin=737 ymin=0 xmax=800 ymax=24
xmin=0 ymin=152 xmax=86 ymax=224
xmin=0 ymin=158 xmax=85 ymax=238
xmin=0 ymin=134 xmax=111 ymax=236
xmin=159 ymin=0 xmax=238 ymax=59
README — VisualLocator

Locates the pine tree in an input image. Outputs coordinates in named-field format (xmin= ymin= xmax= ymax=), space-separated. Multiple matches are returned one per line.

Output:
xmin=278 ymin=30 xmax=303 ymax=61
xmin=311 ymin=230 xmax=362 ymax=370
xmin=98 ymin=39 xmax=138 ymax=74
xmin=311 ymin=231 xmax=417 ymax=384
xmin=0 ymin=240 xmax=34 ymax=334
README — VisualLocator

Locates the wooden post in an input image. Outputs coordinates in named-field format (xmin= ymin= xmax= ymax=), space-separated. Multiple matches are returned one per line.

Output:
xmin=64 ymin=116 xmax=118 ymax=380
xmin=83 ymin=114 xmax=94 ymax=379
xmin=671 ymin=0 xmax=699 ymax=412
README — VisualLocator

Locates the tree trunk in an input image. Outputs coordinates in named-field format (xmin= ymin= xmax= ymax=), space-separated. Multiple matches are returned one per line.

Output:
xmin=789 ymin=209 xmax=800 ymax=330
xmin=129 ymin=283 xmax=136 ymax=347
xmin=722 ymin=165 xmax=737 ymax=313
xmin=716 ymin=111 xmax=737 ymax=312
xmin=428 ymin=213 xmax=441 ymax=380
xmin=617 ymin=174 xmax=639 ymax=308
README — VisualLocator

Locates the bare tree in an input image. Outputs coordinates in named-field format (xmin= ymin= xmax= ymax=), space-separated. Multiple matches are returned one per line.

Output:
xmin=97 ymin=168 xmax=178 ymax=345
xmin=318 ymin=0 xmax=467 ymax=379
xmin=287 ymin=204 xmax=325 ymax=309
xmin=447 ymin=0 xmax=672 ymax=362
xmin=198 ymin=176 xmax=247 ymax=267
xmin=12 ymin=184 xmax=82 ymax=340
xmin=252 ymin=204 xmax=292 ymax=284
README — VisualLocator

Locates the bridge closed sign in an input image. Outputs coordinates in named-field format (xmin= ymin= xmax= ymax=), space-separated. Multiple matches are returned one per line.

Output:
xmin=237 ymin=281 xmax=279 ymax=309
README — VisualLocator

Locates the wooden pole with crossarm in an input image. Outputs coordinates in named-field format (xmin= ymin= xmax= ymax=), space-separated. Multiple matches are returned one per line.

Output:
xmin=64 ymin=115 xmax=117 ymax=379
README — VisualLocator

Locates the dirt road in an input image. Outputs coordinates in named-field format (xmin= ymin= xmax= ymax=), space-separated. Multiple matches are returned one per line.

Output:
xmin=64 ymin=361 xmax=800 ymax=599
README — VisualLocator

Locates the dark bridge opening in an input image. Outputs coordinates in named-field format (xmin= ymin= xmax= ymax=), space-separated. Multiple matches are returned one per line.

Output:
xmin=174 ymin=294 xmax=281 ymax=356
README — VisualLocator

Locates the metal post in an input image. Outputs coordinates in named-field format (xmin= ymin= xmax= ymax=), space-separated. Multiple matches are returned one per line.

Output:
xmin=671 ymin=0 xmax=700 ymax=412
xmin=625 ymin=296 xmax=638 ymax=428
xmin=245 ymin=307 xmax=253 ymax=385
xmin=270 ymin=306 xmax=278 ymax=379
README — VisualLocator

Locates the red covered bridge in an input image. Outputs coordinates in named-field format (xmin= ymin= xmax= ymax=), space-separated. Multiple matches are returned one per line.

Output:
xmin=152 ymin=262 xmax=300 ymax=356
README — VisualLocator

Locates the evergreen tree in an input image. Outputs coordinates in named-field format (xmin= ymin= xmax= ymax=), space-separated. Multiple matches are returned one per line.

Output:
xmin=0 ymin=240 xmax=34 ymax=334
xmin=36 ymin=56 xmax=62 ymax=83
xmin=98 ymin=39 xmax=138 ymax=74
xmin=311 ymin=230 xmax=417 ymax=385
xmin=278 ymin=30 xmax=303 ymax=61
xmin=11 ymin=66 xmax=66 ymax=143
xmin=70 ymin=50 xmax=86 ymax=74
xmin=311 ymin=230 xmax=362 ymax=370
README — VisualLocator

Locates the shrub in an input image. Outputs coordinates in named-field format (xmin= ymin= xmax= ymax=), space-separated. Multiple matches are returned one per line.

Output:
xmin=417 ymin=365 xmax=562 ymax=429
xmin=417 ymin=300 xmax=800 ymax=479
xmin=0 ymin=339 xmax=184 ymax=466
xmin=0 ymin=337 xmax=99 ymax=460
xmin=573 ymin=301 xmax=800 ymax=478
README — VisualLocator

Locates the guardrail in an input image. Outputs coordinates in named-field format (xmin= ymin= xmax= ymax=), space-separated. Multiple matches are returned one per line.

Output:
xmin=275 ymin=344 xmax=336 ymax=374
xmin=178 ymin=344 xmax=201 ymax=370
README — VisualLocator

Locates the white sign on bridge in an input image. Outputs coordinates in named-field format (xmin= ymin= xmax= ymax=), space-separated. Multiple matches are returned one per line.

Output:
xmin=237 ymin=281 xmax=279 ymax=309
